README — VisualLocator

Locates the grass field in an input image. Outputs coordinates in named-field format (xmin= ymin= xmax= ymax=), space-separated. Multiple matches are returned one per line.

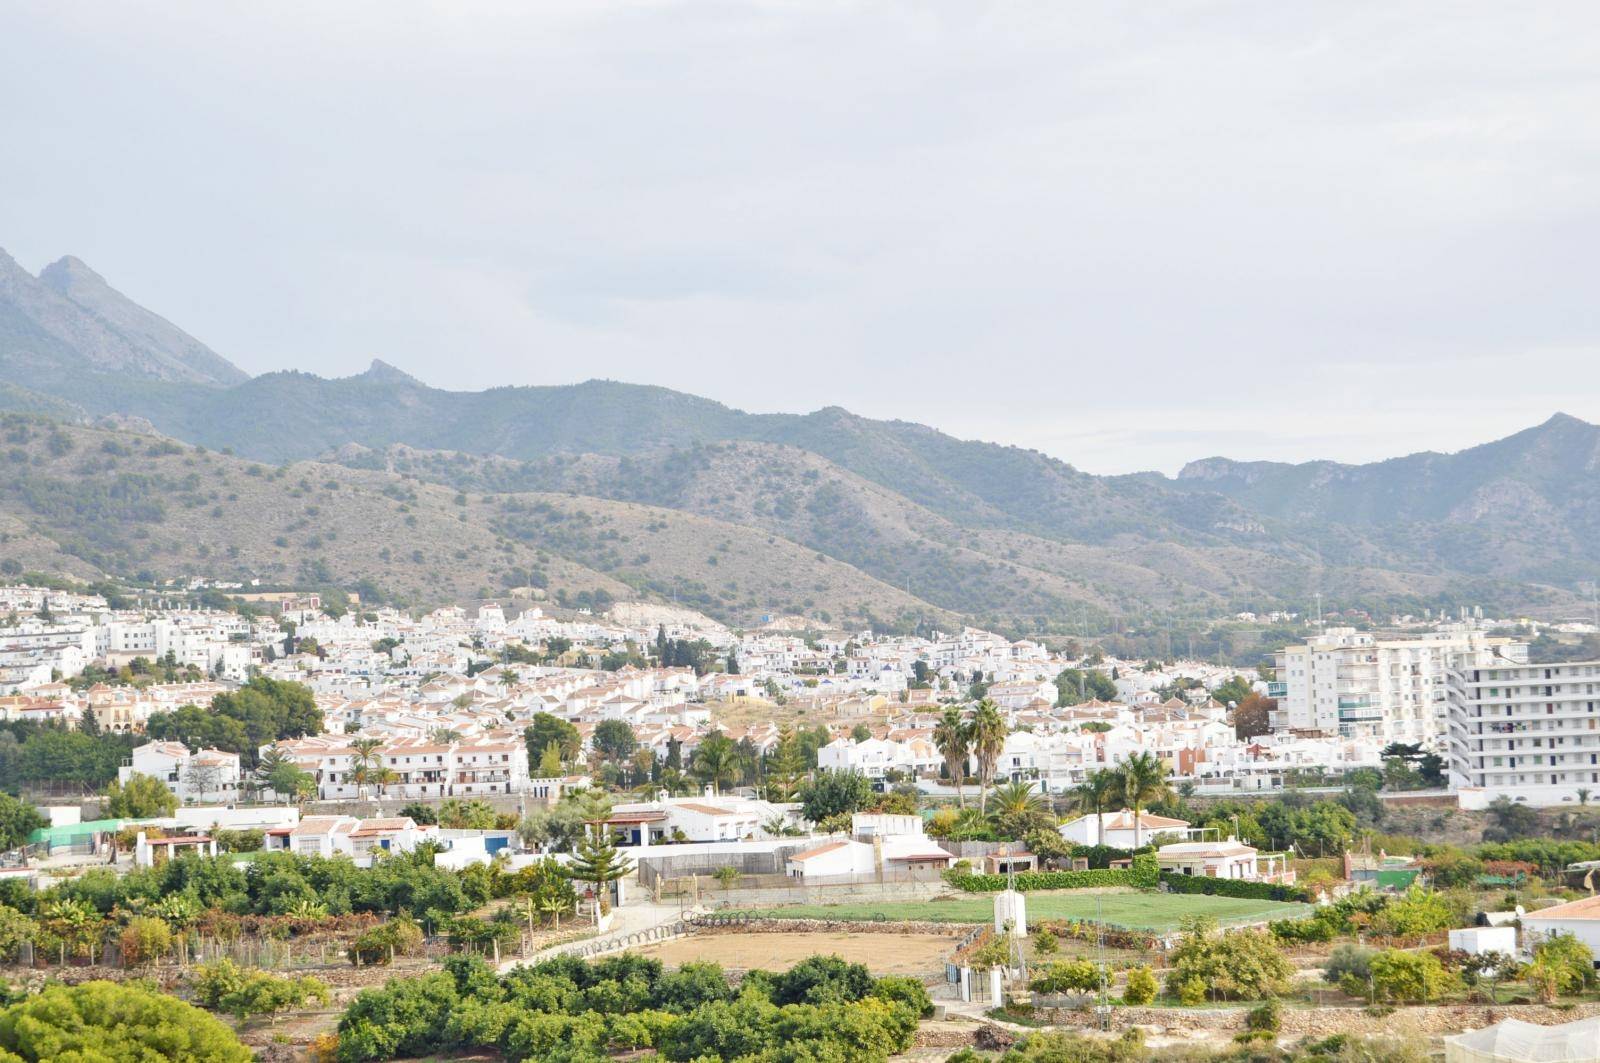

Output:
xmin=727 ymin=889 xmax=1309 ymax=932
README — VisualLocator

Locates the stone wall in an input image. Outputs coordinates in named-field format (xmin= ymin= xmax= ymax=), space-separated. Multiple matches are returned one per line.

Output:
xmin=1040 ymin=1001 xmax=1600 ymax=1039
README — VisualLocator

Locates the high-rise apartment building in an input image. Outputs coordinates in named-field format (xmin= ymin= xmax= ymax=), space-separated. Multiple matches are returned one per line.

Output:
xmin=1273 ymin=626 xmax=1524 ymax=746
xmin=1448 ymin=659 xmax=1600 ymax=808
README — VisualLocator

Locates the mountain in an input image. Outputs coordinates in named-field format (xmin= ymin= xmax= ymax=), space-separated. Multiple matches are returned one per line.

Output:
xmin=0 ymin=247 xmax=1591 ymax=627
xmin=0 ymin=418 xmax=946 ymax=627
xmin=1176 ymin=414 xmax=1600 ymax=585
xmin=0 ymin=248 xmax=245 ymax=391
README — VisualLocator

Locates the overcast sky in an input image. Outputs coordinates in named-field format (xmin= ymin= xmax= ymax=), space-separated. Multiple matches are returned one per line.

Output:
xmin=4 ymin=2 xmax=1599 ymax=475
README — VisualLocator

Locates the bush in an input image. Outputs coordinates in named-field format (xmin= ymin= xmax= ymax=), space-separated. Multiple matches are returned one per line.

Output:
xmin=347 ymin=919 xmax=423 ymax=965
xmin=869 ymin=975 xmax=933 ymax=1018
xmin=1164 ymin=918 xmax=1293 ymax=1002
xmin=1159 ymin=873 xmax=1312 ymax=903
xmin=1324 ymin=944 xmax=1377 ymax=987
xmin=119 ymin=915 xmax=173 ymax=966
xmin=1121 ymin=966 xmax=1157 ymax=1005
xmin=1366 ymin=949 xmax=1459 ymax=1003
xmin=1246 ymin=997 xmax=1281 ymax=1033
xmin=0 ymin=980 xmax=250 ymax=1061
xmin=1031 ymin=960 xmax=1105 ymax=996
xmin=946 ymin=868 xmax=1137 ymax=892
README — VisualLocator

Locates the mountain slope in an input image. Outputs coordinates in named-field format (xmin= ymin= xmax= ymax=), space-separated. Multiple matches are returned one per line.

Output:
xmin=38 ymin=256 xmax=247 ymax=386
xmin=0 ymin=415 xmax=949 ymax=626
xmin=0 ymin=246 xmax=1593 ymax=622
xmin=1177 ymin=414 xmax=1600 ymax=583
xmin=0 ymin=248 xmax=246 ymax=388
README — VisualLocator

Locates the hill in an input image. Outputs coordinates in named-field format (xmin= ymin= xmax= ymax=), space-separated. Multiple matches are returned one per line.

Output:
xmin=1177 ymin=413 xmax=1600 ymax=585
xmin=0 ymin=416 xmax=949 ymax=627
xmin=0 ymin=246 xmax=1593 ymax=625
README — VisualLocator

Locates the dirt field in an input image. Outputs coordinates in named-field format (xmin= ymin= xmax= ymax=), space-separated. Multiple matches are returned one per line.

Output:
xmin=627 ymin=930 xmax=957 ymax=975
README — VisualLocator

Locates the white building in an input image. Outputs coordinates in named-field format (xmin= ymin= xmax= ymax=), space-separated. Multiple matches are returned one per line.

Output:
xmin=1520 ymin=894 xmax=1600 ymax=961
xmin=1154 ymin=838 xmax=1294 ymax=883
xmin=1449 ymin=659 xmax=1600 ymax=808
xmin=1275 ymin=626 xmax=1524 ymax=746
xmin=784 ymin=836 xmax=954 ymax=879
xmin=120 ymin=741 xmax=243 ymax=804
xmin=1058 ymin=809 xmax=1189 ymax=849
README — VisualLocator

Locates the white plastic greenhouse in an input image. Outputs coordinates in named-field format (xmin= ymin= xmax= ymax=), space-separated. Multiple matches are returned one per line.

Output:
xmin=1444 ymin=1017 xmax=1600 ymax=1063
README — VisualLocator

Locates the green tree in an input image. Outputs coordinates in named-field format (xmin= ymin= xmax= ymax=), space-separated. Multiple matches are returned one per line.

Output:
xmin=798 ymin=770 xmax=873 ymax=825
xmin=0 ymin=980 xmax=251 ymax=1062
xmin=0 ymin=791 xmax=44 ymax=850
xmin=1165 ymin=917 xmax=1292 ymax=1002
xmin=1117 ymin=752 xmax=1171 ymax=849
xmin=933 ymin=707 xmax=970 ymax=808
xmin=591 ymin=720 xmax=638 ymax=765
xmin=969 ymin=699 xmax=1007 ymax=815
xmin=525 ymin=713 xmax=581 ymax=769
xmin=103 ymin=772 xmax=178 ymax=818
xmin=566 ymin=822 xmax=633 ymax=917
xmin=1367 ymin=949 xmax=1458 ymax=1003
xmin=689 ymin=731 xmax=741 ymax=796
xmin=988 ymin=781 xmax=1054 ymax=840
xmin=1072 ymin=769 xmax=1121 ymax=849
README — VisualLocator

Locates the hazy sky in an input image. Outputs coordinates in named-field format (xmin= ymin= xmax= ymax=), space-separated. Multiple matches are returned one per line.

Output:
xmin=4 ymin=2 xmax=1600 ymax=475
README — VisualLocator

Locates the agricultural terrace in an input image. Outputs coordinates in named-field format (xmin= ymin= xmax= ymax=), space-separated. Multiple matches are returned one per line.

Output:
xmin=726 ymin=887 xmax=1311 ymax=931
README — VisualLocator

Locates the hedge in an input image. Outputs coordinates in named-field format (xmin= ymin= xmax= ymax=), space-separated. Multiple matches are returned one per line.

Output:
xmin=948 ymin=854 xmax=1159 ymax=893
xmin=1158 ymin=873 xmax=1312 ymax=903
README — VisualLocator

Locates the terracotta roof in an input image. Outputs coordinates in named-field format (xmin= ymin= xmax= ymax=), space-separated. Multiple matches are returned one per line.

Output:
xmin=790 ymin=841 xmax=852 ymax=862
xmin=1523 ymin=894 xmax=1600 ymax=922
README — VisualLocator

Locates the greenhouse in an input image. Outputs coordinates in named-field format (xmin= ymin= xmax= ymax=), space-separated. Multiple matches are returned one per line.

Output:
xmin=1444 ymin=1017 xmax=1600 ymax=1063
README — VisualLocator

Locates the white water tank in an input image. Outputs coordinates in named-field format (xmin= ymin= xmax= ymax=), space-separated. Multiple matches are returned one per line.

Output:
xmin=994 ymin=889 xmax=1027 ymax=936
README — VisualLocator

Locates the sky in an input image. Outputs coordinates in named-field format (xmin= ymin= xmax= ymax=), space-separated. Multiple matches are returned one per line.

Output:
xmin=4 ymin=1 xmax=1600 ymax=475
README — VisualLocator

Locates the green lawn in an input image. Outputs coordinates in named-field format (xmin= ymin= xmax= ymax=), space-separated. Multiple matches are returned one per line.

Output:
xmin=728 ymin=889 xmax=1309 ymax=932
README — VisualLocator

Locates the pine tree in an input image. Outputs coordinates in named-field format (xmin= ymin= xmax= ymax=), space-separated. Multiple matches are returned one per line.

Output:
xmin=566 ymin=822 xmax=633 ymax=917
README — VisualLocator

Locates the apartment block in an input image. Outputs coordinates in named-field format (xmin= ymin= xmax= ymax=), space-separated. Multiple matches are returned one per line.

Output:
xmin=1274 ymin=626 xmax=1523 ymax=746
xmin=1448 ymin=659 xmax=1600 ymax=808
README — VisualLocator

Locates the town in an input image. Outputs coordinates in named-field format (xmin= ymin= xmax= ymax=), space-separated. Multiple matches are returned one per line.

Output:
xmin=0 ymin=578 xmax=1598 ymax=1060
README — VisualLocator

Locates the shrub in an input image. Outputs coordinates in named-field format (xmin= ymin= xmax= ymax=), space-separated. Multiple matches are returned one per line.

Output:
xmin=1160 ymin=873 xmax=1312 ymax=903
xmin=1121 ymin=966 xmax=1157 ymax=1005
xmin=0 ymin=980 xmax=250 ymax=1062
xmin=869 ymin=975 xmax=933 ymax=1018
xmin=347 ymin=919 xmax=423 ymax=965
xmin=1031 ymin=960 xmax=1106 ymax=996
xmin=946 ymin=868 xmax=1138 ymax=892
xmin=1323 ymin=944 xmax=1377 ymax=987
xmin=1367 ymin=949 xmax=1459 ymax=1004
xmin=119 ymin=915 xmax=173 ymax=966
xmin=1164 ymin=918 xmax=1292 ymax=1002
xmin=1246 ymin=997 xmax=1281 ymax=1033
xmin=1177 ymin=976 xmax=1207 ymax=1006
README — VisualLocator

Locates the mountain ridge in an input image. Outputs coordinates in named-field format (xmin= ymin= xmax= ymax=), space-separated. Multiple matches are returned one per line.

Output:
xmin=0 ymin=248 xmax=1594 ymax=623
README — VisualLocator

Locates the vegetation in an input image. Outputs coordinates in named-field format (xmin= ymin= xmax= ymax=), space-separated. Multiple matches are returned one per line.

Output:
xmin=0 ymin=980 xmax=251 ymax=1061
xmin=334 ymin=952 xmax=921 ymax=1062
xmin=102 ymin=772 xmax=178 ymax=818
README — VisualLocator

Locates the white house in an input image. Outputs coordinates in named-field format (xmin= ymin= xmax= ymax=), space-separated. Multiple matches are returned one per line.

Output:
xmin=1522 ymin=895 xmax=1600 ymax=961
xmin=1058 ymin=809 xmax=1189 ymax=849
xmin=785 ymin=836 xmax=954 ymax=879
xmin=120 ymin=741 xmax=243 ymax=804
xmin=1154 ymin=838 xmax=1295 ymax=884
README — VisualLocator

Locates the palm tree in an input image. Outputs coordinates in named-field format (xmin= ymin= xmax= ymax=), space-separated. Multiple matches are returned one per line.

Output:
xmin=347 ymin=738 xmax=384 ymax=801
xmin=1118 ymin=752 xmax=1172 ymax=849
xmin=1072 ymin=768 xmax=1121 ymax=848
xmin=430 ymin=727 xmax=460 ymax=745
xmin=988 ymin=780 xmax=1052 ymax=839
xmin=969 ymin=699 xmax=1008 ymax=816
xmin=690 ymin=732 xmax=741 ymax=796
xmin=933 ymin=707 xmax=971 ymax=809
